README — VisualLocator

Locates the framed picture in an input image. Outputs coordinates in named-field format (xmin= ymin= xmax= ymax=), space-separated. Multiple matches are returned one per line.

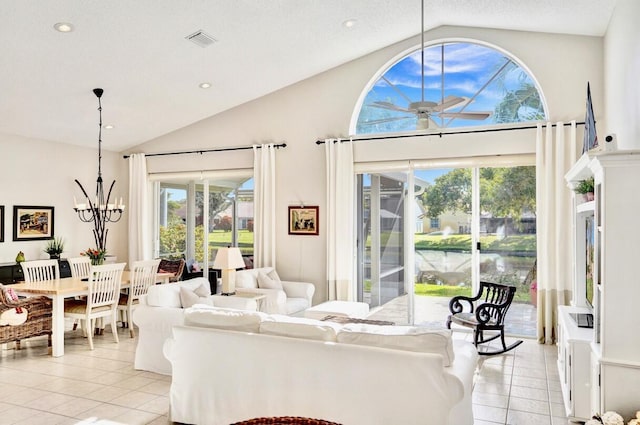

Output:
xmin=288 ymin=206 xmax=319 ymax=235
xmin=0 ymin=205 xmax=4 ymax=242
xmin=13 ymin=205 xmax=55 ymax=241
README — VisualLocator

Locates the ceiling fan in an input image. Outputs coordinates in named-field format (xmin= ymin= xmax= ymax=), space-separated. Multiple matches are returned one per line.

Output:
xmin=365 ymin=0 xmax=491 ymax=130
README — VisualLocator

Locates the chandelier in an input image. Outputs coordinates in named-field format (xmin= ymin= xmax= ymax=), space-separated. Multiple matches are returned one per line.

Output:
xmin=73 ymin=88 xmax=124 ymax=251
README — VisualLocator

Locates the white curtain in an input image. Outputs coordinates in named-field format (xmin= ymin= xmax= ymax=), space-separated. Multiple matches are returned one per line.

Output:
xmin=253 ymin=144 xmax=276 ymax=268
xmin=536 ymin=121 xmax=578 ymax=344
xmin=128 ymin=153 xmax=150 ymax=267
xmin=325 ymin=139 xmax=355 ymax=301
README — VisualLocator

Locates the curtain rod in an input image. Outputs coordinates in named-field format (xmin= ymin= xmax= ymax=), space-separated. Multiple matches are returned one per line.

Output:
xmin=315 ymin=122 xmax=585 ymax=145
xmin=122 ymin=142 xmax=287 ymax=159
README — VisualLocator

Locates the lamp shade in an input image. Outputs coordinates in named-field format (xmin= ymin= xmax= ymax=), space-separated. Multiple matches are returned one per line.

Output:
xmin=213 ymin=247 xmax=245 ymax=270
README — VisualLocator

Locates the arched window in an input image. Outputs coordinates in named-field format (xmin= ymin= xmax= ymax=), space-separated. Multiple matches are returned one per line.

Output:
xmin=354 ymin=41 xmax=547 ymax=135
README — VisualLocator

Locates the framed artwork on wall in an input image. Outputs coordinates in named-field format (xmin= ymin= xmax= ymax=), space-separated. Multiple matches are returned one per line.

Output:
xmin=288 ymin=205 xmax=319 ymax=235
xmin=0 ymin=205 xmax=4 ymax=242
xmin=13 ymin=205 xmax=55 ymax=241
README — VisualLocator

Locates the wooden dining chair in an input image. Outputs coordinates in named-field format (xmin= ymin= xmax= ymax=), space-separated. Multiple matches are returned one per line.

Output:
xmin=118 ymin=259 xmax=160 ymax=338
xmin=66 ymin=256 xmax=93 ymax=331
xmin=67 ymin=257 xmax=92 ymax=279
xmin=64 ymin=263 xmax=125 ymax=350
xmin=21 ymin=259 xmax=60 ymax=283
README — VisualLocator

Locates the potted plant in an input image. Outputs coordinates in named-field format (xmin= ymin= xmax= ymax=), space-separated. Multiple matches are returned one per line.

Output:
xmin=44 ymin=237 xmax=64 ymax=259
xmin=574 ymin=177 xmax=595 ymax=201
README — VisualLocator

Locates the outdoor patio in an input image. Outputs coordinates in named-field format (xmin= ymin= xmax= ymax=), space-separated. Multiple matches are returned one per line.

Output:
xmin=367 ymin=294 xmax=537 ymax=338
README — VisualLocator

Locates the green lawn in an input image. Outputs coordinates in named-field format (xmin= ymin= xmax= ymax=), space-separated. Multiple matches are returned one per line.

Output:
xmin=415 ymin=283 xmax=532 ymax=302
xmin=208 ymin=230 xmax=254 ymax=254
xmin=414 ymin=234 xmax=536 ymax=253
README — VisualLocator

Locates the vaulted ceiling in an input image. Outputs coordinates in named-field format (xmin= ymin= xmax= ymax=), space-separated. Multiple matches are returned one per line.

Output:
xmin=0 ymin=0 xmax=616 ymax=151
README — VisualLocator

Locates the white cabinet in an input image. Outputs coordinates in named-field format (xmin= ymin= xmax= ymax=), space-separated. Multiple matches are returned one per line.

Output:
xmin=565 ymin=150 xmax=640 ymax=420
xmin=557 ymin=305 xmax=593 ymax=421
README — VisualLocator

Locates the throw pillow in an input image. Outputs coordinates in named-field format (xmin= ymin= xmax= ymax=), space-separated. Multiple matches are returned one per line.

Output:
xmin=0 ymin=284 xmax=28 ymax=326
xmin=257 ymin=272 xmax=283 ymax=290
xmin=0 ymin=308 xmax=28 ymax=326
xmin=179 ymin=286 xmax=214 ymax=308
xmin=267 ymin=269 xmax=281 ymax=282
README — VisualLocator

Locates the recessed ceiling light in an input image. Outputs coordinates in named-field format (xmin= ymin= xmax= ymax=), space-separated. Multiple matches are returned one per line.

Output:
xmin=104 ymin=124 xmax=114 ymax=130
xmin=53 ymin=22 xmax=74 ymax=33
xmin=342 ymin=19 xmax=357 ymax=29
xmin=199 ymin=82 xmax=212 ymax=89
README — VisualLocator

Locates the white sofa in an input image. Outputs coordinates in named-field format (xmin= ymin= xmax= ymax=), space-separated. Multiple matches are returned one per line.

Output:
xmin=132 ymin=278 xmax=257 ymax=375
xmin=235 ymin=267 xmax=315 ymax=315
xmin=164 ymin=307 xmax=478 ymax=425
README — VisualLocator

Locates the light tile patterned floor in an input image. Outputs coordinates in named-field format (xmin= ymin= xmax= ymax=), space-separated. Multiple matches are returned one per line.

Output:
xmin=0 ymin=320 xmax=570 ymax=425
xmin=0 ymin=326 xmax=171 ymax=425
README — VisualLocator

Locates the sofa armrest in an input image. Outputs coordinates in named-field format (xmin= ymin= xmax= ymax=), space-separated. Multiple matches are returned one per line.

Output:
xmin=280 ymin=281 xmax=315 ymax=304
xmin=236 ymin=287 xmax=287 ymax=314
xmin=211 ymin=295 xmax=257 ymax=311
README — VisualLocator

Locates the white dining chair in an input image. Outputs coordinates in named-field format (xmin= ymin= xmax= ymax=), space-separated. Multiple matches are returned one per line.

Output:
xmin=21 ymin=259 xmax=60 ymax=283
xmin=67 ymin=256 xmax=92 ymax=279
xmin=118 ymin=259 xmax=160 ymax=338
xmin=67 ymin=256 xmax=93 ymax=331
xmin=63 ymin=263 xmax=125 ymax=350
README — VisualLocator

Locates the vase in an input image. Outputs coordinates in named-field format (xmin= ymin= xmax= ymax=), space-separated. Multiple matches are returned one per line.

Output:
xmin=91 ymin=258 xmax=104 ymax=266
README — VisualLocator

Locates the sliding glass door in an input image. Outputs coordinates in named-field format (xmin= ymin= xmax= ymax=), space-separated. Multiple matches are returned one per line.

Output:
xmin=357 ymin=161 xmax=536 ymax=336
xmin=357 ymin=173 xmax=411 ymax=324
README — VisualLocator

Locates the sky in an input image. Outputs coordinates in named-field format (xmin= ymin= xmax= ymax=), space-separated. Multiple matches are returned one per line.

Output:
xmin=357 ymin=41 xmax=544 ymax=133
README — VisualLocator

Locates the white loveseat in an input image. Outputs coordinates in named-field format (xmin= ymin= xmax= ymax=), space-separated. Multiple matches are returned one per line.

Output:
xmin=132 ymin=278 xmax=257 ymax=375
xmin=235 ymin=267 xmax=315 ymax=314
xmin=164 ymin=307 xmax=478 ymax=425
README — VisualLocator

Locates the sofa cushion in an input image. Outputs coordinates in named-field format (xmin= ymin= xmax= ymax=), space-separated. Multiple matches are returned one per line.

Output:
xmin=257 ymin=271 xmax=283 ymax=290
xmin=336 ymin=325 xmax=455 ymax=366
xmin=236 ymin=267 xmax=274 ymax=289
xmin=146 ymin=277 xmax=211 ymax=308
xmin=184 ymin=306 xmax=267 ymax=332
xmin=260 ymin=315 xmax=341 ymax=342
xmin=179 ymin=286 xmax=214 ymax=308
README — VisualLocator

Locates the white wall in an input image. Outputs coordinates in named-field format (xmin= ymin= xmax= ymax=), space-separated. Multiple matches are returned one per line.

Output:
xmin=129 ymin=26 xmax=603 ymax=303
xmin=604 ymin=0 xmax=640 ymax=150
xmin=0 ymin=133 xmax=128 ymax=265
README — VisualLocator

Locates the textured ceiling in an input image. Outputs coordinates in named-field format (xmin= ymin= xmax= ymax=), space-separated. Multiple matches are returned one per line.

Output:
xmin=0 ymin=0 xmax=616 ymax=151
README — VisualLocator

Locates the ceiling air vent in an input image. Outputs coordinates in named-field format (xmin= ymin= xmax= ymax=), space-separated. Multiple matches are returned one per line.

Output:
xmin=185 ymin=30 xmax=217 ymax=48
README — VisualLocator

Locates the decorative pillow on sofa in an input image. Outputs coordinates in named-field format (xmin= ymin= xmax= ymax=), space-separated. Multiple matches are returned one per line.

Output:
xmin=257 ymin=271 xmax=283 ymax=290
xmin=336 ymin=324 xmax=455 ymax=366
xmin=179 ymin=286 xmax=214 ymax=308
xmin=146 ymin=277 xmax=211 ymax=308
xmin=184 ymin=306 xmax=268 ymax=332
xmin=260 ymin=315 xmax=341 ymax=342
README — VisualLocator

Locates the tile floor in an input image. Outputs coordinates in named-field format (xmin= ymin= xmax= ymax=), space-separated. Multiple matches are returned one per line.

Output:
xmin=0 ymin=321 xmax=573 ymax=425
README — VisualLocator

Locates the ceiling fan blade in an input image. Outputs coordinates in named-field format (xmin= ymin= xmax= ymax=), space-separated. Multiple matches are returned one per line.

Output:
xmin=439 ymin=111 xmax=492 ymax=120
xmin=431 ymin=95 xmax=466 ymax=112
xmin=369 ymin=101 xmax=413 ymax=113
xmin=362 ymin=116 xmax=413 ymax=125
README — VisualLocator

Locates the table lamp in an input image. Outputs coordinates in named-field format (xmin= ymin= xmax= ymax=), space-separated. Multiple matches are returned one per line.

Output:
xmin=213 ymin=247 xmax=245 ymax=295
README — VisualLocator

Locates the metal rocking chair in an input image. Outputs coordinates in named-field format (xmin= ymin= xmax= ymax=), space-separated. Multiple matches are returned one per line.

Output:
xmin=446 ymin=281 xmax=523 ymax=356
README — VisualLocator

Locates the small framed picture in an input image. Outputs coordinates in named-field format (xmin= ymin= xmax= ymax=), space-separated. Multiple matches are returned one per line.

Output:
xmin=0 ymin=205 xmax=4 ymax=242
xmin=13 ymin=205 xmax=55 ymax=241
xmin=288 ymin=206 xmax=319 ymax=235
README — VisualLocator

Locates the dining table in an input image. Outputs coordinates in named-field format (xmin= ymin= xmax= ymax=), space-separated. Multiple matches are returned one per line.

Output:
xmin=11 ymin=270 xmax=174 ymax=357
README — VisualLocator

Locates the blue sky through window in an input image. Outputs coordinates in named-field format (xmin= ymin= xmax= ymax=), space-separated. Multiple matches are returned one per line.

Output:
xmin=356 ymin=42 xmax=545 ymax=134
